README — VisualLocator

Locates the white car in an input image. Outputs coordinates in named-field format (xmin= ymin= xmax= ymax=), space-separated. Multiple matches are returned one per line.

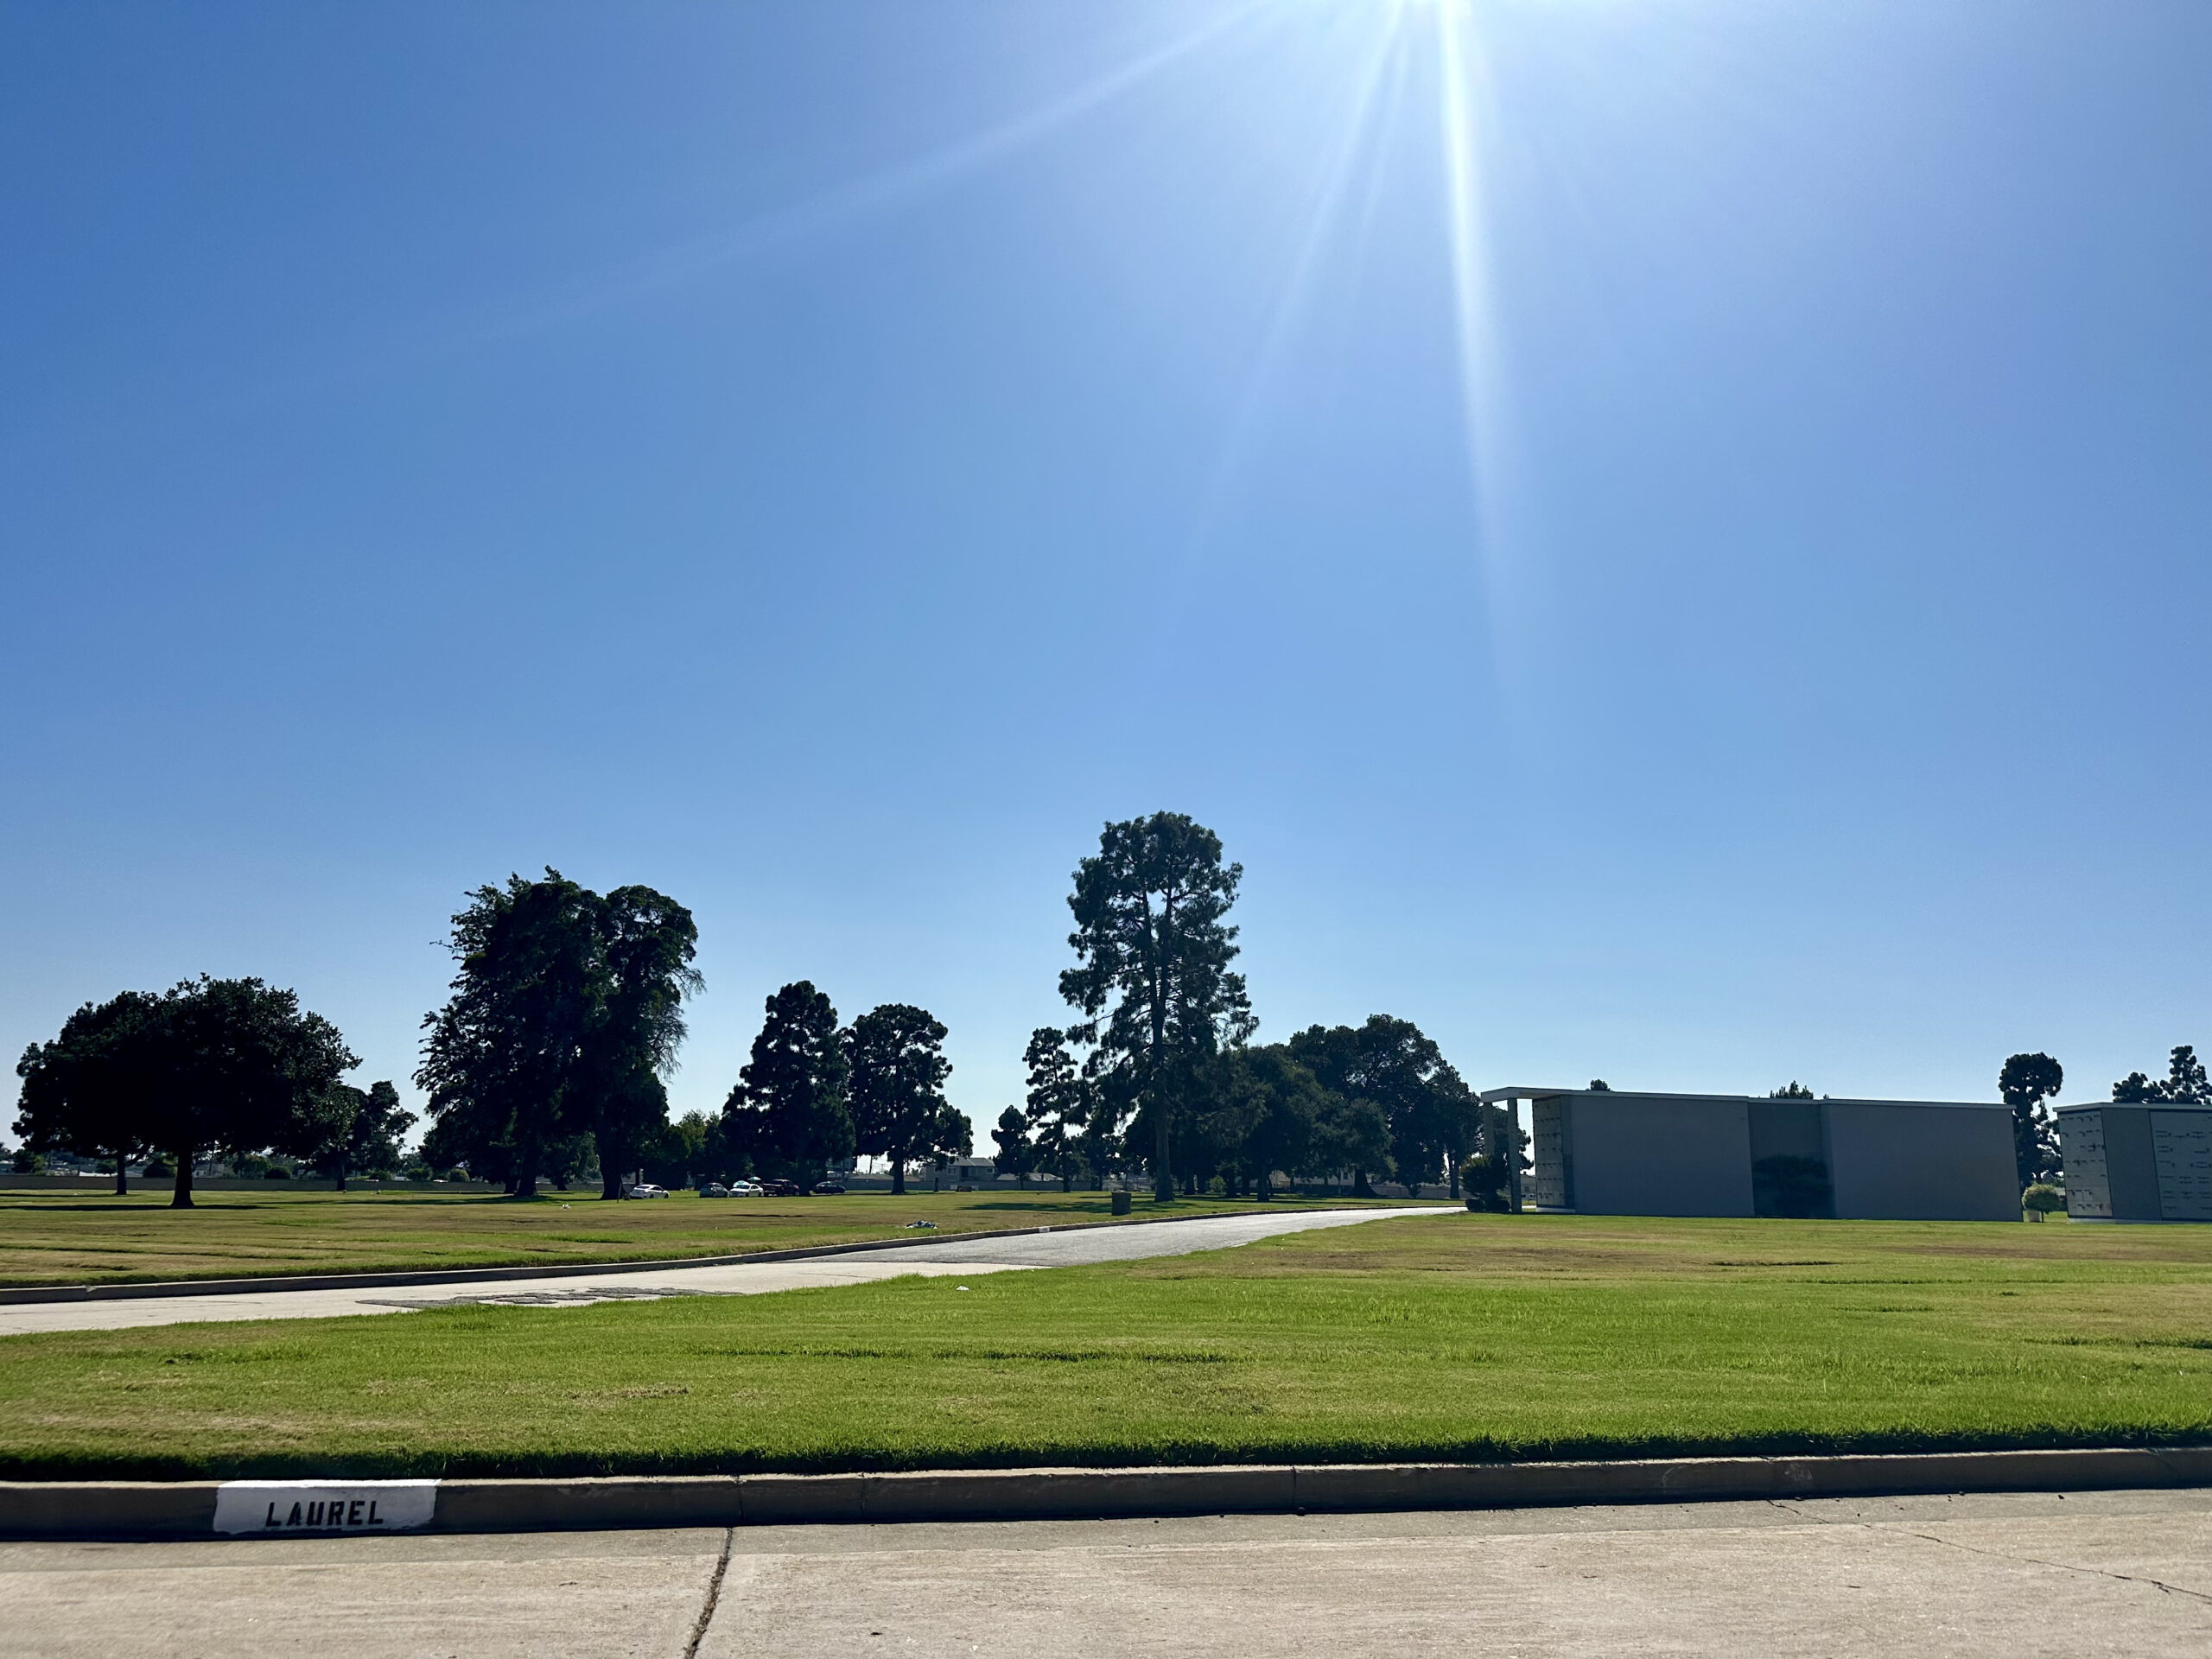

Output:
xmin=727 ymin=1180 xmax=763 ymax=1196
xmin=628 ymin=1183 xmax=670 ymax=1198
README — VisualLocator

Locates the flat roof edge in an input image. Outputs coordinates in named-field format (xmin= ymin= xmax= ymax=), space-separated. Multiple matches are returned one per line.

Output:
xmin=1478 ymin=1087 xmax=2008 ymax=1110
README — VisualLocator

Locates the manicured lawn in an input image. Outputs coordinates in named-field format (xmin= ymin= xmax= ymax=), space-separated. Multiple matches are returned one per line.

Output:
xmin=2 ymin=1211 xmax=2208 ymax=1479
xmin=0 ymin=1186 xmax=1357 ymax=1288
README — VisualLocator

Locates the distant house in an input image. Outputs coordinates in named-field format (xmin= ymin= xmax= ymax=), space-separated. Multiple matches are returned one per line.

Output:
xmin=1480 ymin=1087 xmax=2018 ymax=1222
xmin=2057 ymin=1103 xmax=2212 ymax=1222
xmin=927 ymin=1156 xmax=998 ymax=1190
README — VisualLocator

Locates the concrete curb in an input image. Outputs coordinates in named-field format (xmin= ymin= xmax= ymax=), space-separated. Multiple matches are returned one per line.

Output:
xmin=6 ymin=1446 xmax=2209 ymax=1541
xmin=0 ymin=1205 xmax=1447 ymax=1306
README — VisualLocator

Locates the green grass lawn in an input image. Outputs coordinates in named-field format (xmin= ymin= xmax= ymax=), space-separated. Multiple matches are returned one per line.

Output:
xmin=0 ymin=1186 xmax=1370 ymax=1288
xmin=3 ymin=1211 xmax=2209 ymax=1480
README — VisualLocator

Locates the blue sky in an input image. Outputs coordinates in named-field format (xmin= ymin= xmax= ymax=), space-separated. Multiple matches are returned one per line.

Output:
xmin=5 ymin=0 xmax=2211 ymax=1138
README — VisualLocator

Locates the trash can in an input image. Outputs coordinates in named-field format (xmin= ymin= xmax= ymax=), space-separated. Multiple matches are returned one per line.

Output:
xmin=1111 ymin=1189 xmax=1132 ymax=1216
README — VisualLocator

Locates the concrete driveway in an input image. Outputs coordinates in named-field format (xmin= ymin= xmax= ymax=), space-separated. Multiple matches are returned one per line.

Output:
xmin=3 ymin=1488 xmax=2205 ymax=1656
xmin=0 ymin=1206 xmax=1453 ymax=1337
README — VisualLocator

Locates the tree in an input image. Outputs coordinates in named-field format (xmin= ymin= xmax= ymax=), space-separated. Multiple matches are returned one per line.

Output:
xmin=577 ymin=886 xmax=700 ymax=1199
xmin=17 ymin=978 xmax=356 ymax=1207
xmin=1309 ymin=1087 xmax=1390 ymax=1192
xmin=846 ymin=1003 xmax=957 ymax=1195
xmin=1060 ymin=812 xmax=1253 ymax=1203
xmin=923 ymin=1099 xmax=974 ymax=1185
xmin=2150 ymin=1052 xmax=2202 ymax=1106
xmin=1770 ymin=1082 xmax=1815 ymax=1100
xmin=1022 ymin=1027 xmax=1096 ymax=1192
xmin=722 ymin=982 xmax=852 ymax=1187
xmin=992 ymin=1105 xmax=1036 ymax=1188
xmin=416 ymin=872 xmax=603 ymax=1199
xmin=307 ymin=1080 xmax=416 ymax=1191
xmin=1207 ymin=1045 xmax=1330 ymax=1200
xmin=1288 ymin=1017 xmax=1471 ymax=1196
xmin=416 ymin=872 xmax=699 ymax=1200
xmin=642 ymin=1111 xmax=713 ymax=1189
xmin=14 ymin=991 xmax=166 ymax=1196
xmin=1999 ymin=1052 xmax=2064 ymax=1188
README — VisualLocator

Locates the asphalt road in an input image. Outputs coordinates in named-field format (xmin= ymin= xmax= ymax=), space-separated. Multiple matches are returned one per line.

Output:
xmin=4 ymin=1488 xmax=2206 ymax=1656
xmin=0 ymin=1206 xmax=1453 ymax=1337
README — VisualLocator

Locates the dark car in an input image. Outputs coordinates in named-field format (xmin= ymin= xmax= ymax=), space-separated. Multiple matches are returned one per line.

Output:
xmin=811 ymin=1181 xmax=847 ymax=1196
xmin=756 ymin=1178 xmax=800 ymax=1197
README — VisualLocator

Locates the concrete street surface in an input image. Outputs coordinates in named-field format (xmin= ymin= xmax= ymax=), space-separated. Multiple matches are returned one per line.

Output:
xmin=3 ymin=1488 xmax=2206 ymax=1656
xmin=0 ymin=1206 xmax=1450 ymax=1337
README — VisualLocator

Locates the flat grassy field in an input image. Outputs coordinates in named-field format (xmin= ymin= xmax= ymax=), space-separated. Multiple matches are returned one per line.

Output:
xmin=0 ymin=1187 xmax=1341 ymax=1288
xmin=2 ymin=1211 xmax=2208 ymax=1479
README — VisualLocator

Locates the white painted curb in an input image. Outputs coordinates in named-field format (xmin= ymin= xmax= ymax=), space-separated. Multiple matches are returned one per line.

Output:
xmin=213 ymin=1480 xmax=438 ymax=1535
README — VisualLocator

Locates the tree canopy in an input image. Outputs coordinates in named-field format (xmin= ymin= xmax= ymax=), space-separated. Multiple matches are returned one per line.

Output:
xmin=308 ymin=1079 xmax=416 ymax=1191
xmin=846 ymin=1002 xmax=957 ymax=1195
xmin=1060 ymin=811 xmax=1252 ymax=1201
xmin=721 ymin=981 xmax=853 ymax=1185
xmin=1288 ymin=1016 xmax=1472 ymax=1196
xmin=14 ymin=990 xmax=165 ymax=1196
xmin=991 ymin=1105 xmax=1036 ymax=1187
xmin=16 ymin=978 xmax=356 ymax=1206
xmin=1021 ymin=1027 xmax=1097 ymax=1192
xmin=2113 ymin=1045 xmax=2208 ymax=1104
xmin=1999 ymin=1052 xmax=2064 ymax=1188
xmin=416 ymin=870 xmax=698 ymax=1198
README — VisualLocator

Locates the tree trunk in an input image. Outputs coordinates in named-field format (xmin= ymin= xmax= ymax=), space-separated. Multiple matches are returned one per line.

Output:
xmin=112 ymin=1154 xmax=128 ymax=1197
xmin=1352 ymin=1168 xmax=1375 ymax=1198
xmin=890 ymin=1160 xmax=906 ymax=1196
xmin=171 ymin=1152 xmax=194 ymax=1209
xmin=334 ymin=1152 xmax=347 ymax=1194
xmin=1254 ymin=1166 xmax=1271 ymax=1201
xmin=512 ymin=1142 xmax=541 ymax=1198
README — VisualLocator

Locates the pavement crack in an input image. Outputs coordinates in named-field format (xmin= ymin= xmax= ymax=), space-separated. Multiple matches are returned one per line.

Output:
xmin=683 ymin=1526 xmax=736 ymax=1659
xmin=1904 ymin=1529 xmax=2212 ymax=1605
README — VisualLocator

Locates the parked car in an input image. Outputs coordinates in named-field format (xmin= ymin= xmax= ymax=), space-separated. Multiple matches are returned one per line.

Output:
xmin=727 ymin=1179 xmax=763 ymax=1196
xmin=811 ymin=1180 xmax=847 ymax=1196
xmin=628 ymin=1183 xmax=670 ymax=1198
xmin=696 ymin=1182 xmax=730 ymax=1198
xmin=756 ymin=1178 xmax=800 ymax=1197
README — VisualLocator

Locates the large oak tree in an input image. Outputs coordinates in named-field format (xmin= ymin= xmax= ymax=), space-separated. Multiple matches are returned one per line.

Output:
xmin=16 ymin=978 xmax=356 ymax=1206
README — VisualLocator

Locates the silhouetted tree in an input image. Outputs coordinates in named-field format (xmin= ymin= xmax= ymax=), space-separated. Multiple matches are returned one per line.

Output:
xmin=578 ymin=886 xmax=702 ymax=1198
xmin=13 ymin=991 xmax=165 ymax=1195
xmin=992 ymin=1105 xmax=1036 ymax=1188
xmin=2113 ymin=1045 xmax=2208 ymax=1106
xmin=417 ymin=872 xmax=602 ymax=1199
xmin=847 ymin=1003 xmax=956 ymax=1195
xmin=1288 ymin=1016 xmax=1470 ymax=1196
xmin=19 ymin=978 xmax=356 ymax=1207
xmin=1022 ymin=1027 xmax=1097 ymax=1192
xmin=722 ymin=982 xmax=851 ymax=1188
xmin=1999 ymin=1052 xmax=2064 ymax=1188
xmin=1061 ymin=813 xmax=1252 ymax=1203
xmin=1206 ymin=1045 xmax=1331 ymax=1200
xmin=1770 ymin=1081 xmax=1815 ymax=1100
xmin=417 ymin=872 xmax=698 ymax=1200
